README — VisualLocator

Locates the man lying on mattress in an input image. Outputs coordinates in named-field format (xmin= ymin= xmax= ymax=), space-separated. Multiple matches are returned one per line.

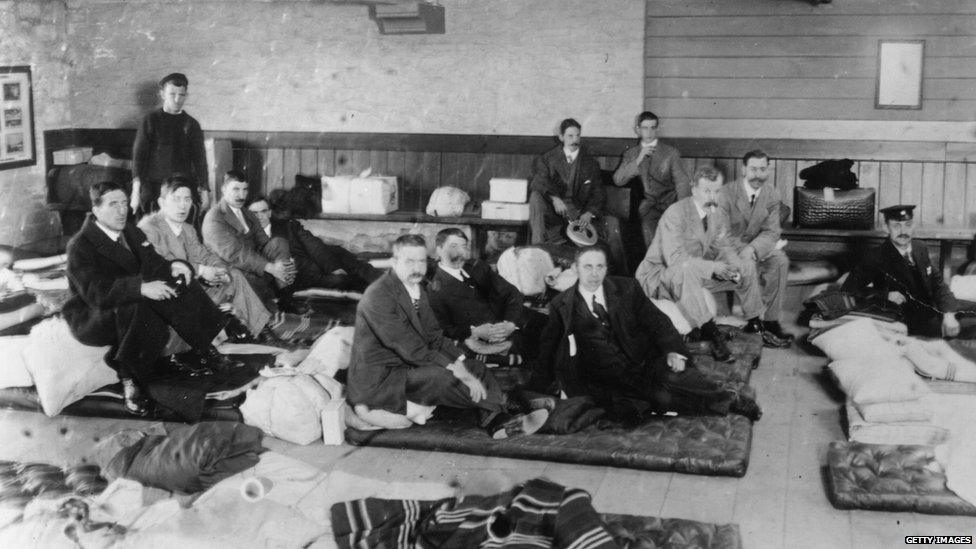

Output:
xmin=63 ymin=181 xmax=236 ymax=416
xmin=532 ymin=245 xmax=762 ymax=424
xmin=346 ymin=234 xmax=549 ymax=439
xmin=842 ymin=204 xmax=976 ymax=339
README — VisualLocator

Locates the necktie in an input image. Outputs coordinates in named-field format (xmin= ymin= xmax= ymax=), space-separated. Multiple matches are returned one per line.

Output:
xmin=411 ymin=297 xmax=420 ymax=311
xmin=116 ymin=236 xmax=131 ymax=253
xmin=702 ymin=215 xmax=709 ymax=233
xmin=904 ymin=252 xmax=915 ymax=267
xmin=749 ymin=194 xmax=756 ymax=208
xmin=592 ymin=295 xmax=610 ymax=326
xmin=460 ymin=270 xmax=476 ymax=289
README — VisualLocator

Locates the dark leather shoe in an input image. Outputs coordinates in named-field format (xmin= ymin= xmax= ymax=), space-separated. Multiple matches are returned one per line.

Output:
xmin=729 ymin=387 xmax=762 ymax=422
xmin=710 ymin=333 xmax=733 ymax=362
xmin=223 ymin=313 xmax=253 ymax=344
xmin=167 ymin=353 xmax=214 ymax=377
xmin=743 ymin=318 xmax=765 ymax=334
xmin=198 ymin=346 xmax=242 ymax=373
xmin=276 ymin=297 xmax=310 ymax=315
xmin=761 ymin=329 xmax=792 ymax=349
xmin=764 ymin=321 xmax=795 ymax=343
xmin=121 ymin=378 xmax=150 ymax=417
xmin=487 ymin=410 xmax=549 ymax=439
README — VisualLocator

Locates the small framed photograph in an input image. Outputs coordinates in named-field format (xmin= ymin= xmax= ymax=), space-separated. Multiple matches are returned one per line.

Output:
xmin=0 ymin=66 xmax=35 ymax=170
xmin=876 ymin=40 xmax=925 ymax=110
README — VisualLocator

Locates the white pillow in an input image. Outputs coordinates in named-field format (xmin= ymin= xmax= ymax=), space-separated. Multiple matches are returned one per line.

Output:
xmin=651 ymin=299 xmax=692 ymax=335
xmin=854 ymin=399 xmax=932 ymax=423
xmin=240 ymin=375 xmax=332 ymax=445
xmin=829 ymin=357 xmax=931 ymax=405
xmin=299 ymin=325 xmax=354 ymax=379
xmin=497 ymin=247 xmax=554 ymax=297
xmin=0 ymin=336 xmax=32 ymax=389
xmin=22 ymin=318 xmax=116 ymax=416
xmin=811 ymin=317 xmax=900 ymax=361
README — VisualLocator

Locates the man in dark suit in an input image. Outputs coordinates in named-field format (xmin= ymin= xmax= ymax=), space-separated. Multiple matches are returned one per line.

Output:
xmin=427 ymin=228 xmax=544 ymax=361
xmin=63 ymin=181 xmax=231 ymax=415
xmin=718 ymin=150 xmax=793 ymax=348
xmin=246 ymin=195 xmax=381 ymax=292
xmin=201 ymin=171 xmax=305 ymax=313
xmin=347 ymin=234 xmax=547 ymax=438
xmin=842 ymin=205 xmax=972 ymax=338
xmin=535 ymin=246 xmax=760 ymax=423
xmin=613 ymin=111 xmax=692 ymax=247
xmin=529 ymin=118 xmax=624 ymax=272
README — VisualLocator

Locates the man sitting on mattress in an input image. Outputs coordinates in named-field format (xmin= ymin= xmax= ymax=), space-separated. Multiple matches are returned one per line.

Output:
xmin=63 ymin=181 xmax=234 ymax=416
xmin=842 ymin=204 xmax=976 ymax=338
xmin=347 ymin=234 xmax=548 ymax=438
xmin=534 ymin=245 xmax=762 ymax=423
xmin=138 ymin=176 xmax=281 ymax=345
xmin=426 ymin=227 xmax=546 ymax=363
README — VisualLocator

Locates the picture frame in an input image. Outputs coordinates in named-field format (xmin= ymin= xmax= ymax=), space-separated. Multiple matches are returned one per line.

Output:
xmin=0 ymin=65 xmax=36 ymax=170
xmin=875 ymin=40 xmax=925 ymax=110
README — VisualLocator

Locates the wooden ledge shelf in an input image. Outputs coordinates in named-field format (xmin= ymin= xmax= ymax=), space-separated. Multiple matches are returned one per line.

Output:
xmin=783 ymin=227 xmax=974 ymax=241
xmin=306 ymin=211 xmax=528 ymax=227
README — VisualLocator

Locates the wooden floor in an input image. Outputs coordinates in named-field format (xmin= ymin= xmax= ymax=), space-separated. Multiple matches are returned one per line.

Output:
xmin=2 ymin=320 xmax=974 ymax=548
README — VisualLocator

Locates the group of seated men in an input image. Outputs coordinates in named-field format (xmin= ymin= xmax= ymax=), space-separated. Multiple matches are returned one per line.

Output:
xmin=528 ymin=113 xmax=795 ymax=362
xmin=64 ymin=174 xmax=381 ymax=415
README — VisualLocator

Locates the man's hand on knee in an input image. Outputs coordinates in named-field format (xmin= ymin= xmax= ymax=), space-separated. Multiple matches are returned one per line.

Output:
xmin=141 ymin=280 xmax=177 ymax=300
xmin=447 ymin=358 xmax=487 ymax=402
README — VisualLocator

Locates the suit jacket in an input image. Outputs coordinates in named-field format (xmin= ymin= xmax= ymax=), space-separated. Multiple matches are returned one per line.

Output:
xmin=63 ymin=214 xmax=172 ymax=345
xmin=427 ymin=259 xmax=525 ymax=340
xmin=612 ymin=141 xmax=690 ymax=211
xmin=535 ymin=277 xmax=688 ymax=397
xmin=635 ymin=196 xmax=741 ymax=298
xmin=718 ymin=178 xmax=783 ymax=260
xmin=841 ymin=239 xmax=956 ymax=332
xmin=201 ymin=200 xmax=270 ymax=275
xmin=529 ymin=146 xmax=605 ymax=215
xmin=348 ymin=271 xmax=464 ymax=414
xmin=138 ymin=211 xmax=227 ymax=268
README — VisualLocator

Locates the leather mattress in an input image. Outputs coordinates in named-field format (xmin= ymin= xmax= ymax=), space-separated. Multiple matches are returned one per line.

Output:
xmin=826 ymin=441 xmax=976 ymax=515
xmin=601 ymin=513 xmax=741 ymax=549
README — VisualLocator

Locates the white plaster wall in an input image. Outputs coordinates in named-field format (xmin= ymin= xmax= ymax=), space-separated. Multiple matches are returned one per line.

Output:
xmin=66 ymin=0 xmax=645 ymax=137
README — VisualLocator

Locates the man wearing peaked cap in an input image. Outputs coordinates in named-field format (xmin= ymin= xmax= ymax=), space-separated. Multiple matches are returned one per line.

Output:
xmin=842 ymin=204 xmax=974 ymax=337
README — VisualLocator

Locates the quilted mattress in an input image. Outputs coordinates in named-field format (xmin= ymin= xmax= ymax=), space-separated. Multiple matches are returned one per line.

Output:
xmin=601 ymin=513 xmax=741 ymax=549
xmin=826 ymin=441 xmax=976 ymax=515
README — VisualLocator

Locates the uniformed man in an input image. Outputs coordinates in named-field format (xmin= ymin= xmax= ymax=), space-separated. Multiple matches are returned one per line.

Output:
xmin=841 ymin=205 xmax=973 ymax=338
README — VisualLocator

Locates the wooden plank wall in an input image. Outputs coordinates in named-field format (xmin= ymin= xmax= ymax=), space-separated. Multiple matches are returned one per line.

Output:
xmin=43 ymin=129 xmax=976 ymax=230
xmin=644 ymin=0 xmax=976 ymax=123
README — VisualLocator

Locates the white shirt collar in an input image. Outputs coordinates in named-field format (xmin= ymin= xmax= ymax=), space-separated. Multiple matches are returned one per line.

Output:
xmin=693 ymin=200 xmax=708 ymax=219
xmin=228 ymin=204 xmax=249 ymax=231
xmin=438 ymin=263 xmax=468 ymax=282
xmin=742 ymin=179 xmax=762 ymax=201
xmin=564 ymin=147 xmax=579 ymax=163
xmin=641 ymin=138 xmax=659 ymax=149
xmin=94 ymin=221 xmax=122 ymax=242
xmin=262 ymin=224 xmax=272 ymax=238
xmin=164 ymin=218 xmax=184 ymax=236
xmin=577 ymin=284 xmax=607 ymax=315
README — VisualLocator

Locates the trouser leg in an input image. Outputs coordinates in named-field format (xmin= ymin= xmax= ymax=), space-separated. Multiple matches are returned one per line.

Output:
xmin=596 ymin=215 xmax=627 ymax=275
xmin=660 ymin=263 xmax=718 ymax=328
xmin=528 ymin=191 xmax=567 ymax=245
xmin=210 ymin=268 xmax=272 ymax=335
xmin=638 ymin=205 xmax=665 ymax=249
xmin=405 ymin=361 xmax=506 ymax=421
xmin=758 ymin=249 xmax=789 ymax=322
xmin=644 ymin=356 xmax=732 ymax=416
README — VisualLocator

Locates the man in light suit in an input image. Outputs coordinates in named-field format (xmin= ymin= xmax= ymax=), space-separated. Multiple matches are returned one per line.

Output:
xmin=529 ymin=118 xmax=624 ymax=273
xmin=347 ymin=234 xmax=547 ymax=438
xmin=139 ymin=176 xmax=278 ymax=343
xmin=202 ymin=170 xmax=305 ymax=314
xmin=635 ymin=166 xmax=765 ymax=362
xmin=613 ymin=111 xmax=692 ymax=247
xmin=718 ymin=150 xmax=793 ymax=348
xmin=63 ymin=181 xmax=230 ymax=415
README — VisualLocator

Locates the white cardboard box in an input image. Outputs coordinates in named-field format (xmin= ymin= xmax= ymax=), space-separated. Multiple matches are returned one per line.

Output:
xmin=489 ymin=178 xmax=528 ymax=203
xmin=481 ymin=200 xmax=530 ymax=221
xmin=53 ymin=147 xmax=93 ymax=165
xmin=321 ymin=175 xmax=399 ymax=214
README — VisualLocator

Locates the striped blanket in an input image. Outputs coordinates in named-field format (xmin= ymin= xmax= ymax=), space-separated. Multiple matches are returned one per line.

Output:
xmin=331 ymin=477 xmax=617 ymax=549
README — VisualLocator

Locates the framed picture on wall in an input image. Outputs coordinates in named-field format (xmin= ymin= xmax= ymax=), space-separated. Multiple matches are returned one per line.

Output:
xmin=876 ymin=40 xmax=924 ymax=110
xmin=0 ymin=65 xmax=36 ymax=170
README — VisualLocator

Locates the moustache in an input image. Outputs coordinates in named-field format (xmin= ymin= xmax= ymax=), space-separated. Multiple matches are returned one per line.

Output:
xmin=705 ymin=201 xmax=717 ymax=209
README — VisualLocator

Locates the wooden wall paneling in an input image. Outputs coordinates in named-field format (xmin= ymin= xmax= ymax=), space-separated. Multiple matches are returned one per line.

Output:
xmin=264 ymin=148 xmax=285 ymax=196
xmin=899 ymin=163 xmax=924 ymax=219
xmin=639 ymin=98 xmax=974 ymax=121
xmin=967 ymin=164 xmax=976 ymax=227
xmin=386 ymin=150 xmax=407 ymax=208
xmin=774 ymin=159 xmax=796 ymax=220
xmin=857 ymin=161 xmax=880 ymax=226
xmin=714 ymin=158 xmax=736 ymax=183
xmin=241 ymin=148 xmax=265 ymax=194
xmin=349 ymin=150 xmax=373 ymax=176
xmin=646 ymin=15 xmax=971 ymax=38
xmin=468 ymin=153 xmax=494 ymax=203
xmin=454 ymin=152 xmax=486 ymax=201
xmin=317 ymin=149 xmax=336 ymax=177
xmin=682 ymin=157 xmax=698 ymax=178
xmin=646 ymin=0 xmax=976 ymax=17
xmin=299 ymin=148 xmax=318 ymax=176
xmin=369 ymin=150 xmax=389 ymax=176
xmin=282 ymin=149 xmax=301 ymax=190
xmin=334 ymin=150 xmax=355 ymax=175
xmin=942 ymin=163 xmax=967 ymax=228
xmin=402 ymin=152 xmax=441 ymax=213
xmin=878 ymin=162 xmax=903 ymax=226
xmin=438 ymin=152 xmax=462 ymax=191
xmin=920 ymin=163 xmax=946 ymax=226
